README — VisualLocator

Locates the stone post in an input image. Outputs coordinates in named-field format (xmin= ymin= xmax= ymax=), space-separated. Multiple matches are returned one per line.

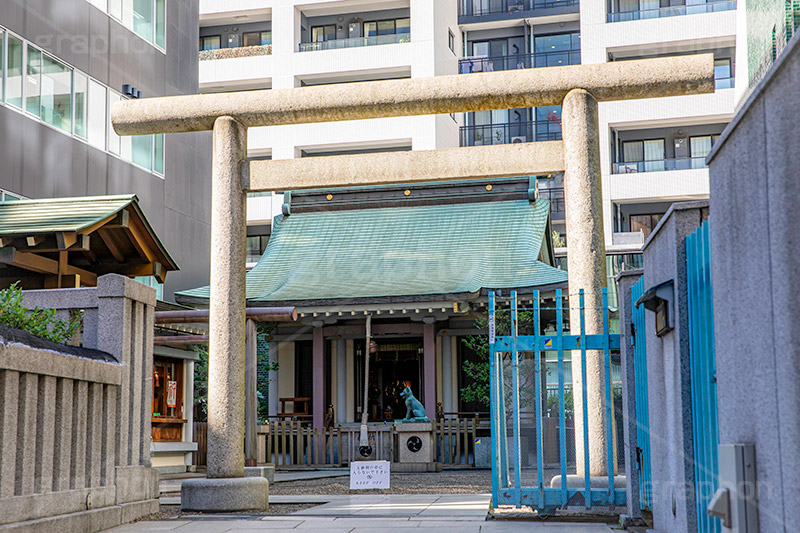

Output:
xmin=562 ymin=89 xmax=615 ymax=477
xmin=245 ymin=318 xmax=257 ymax=466
xmin=423 ymin=320 xmax=436 ymax=421
xmin=207 ymin=116 xmax=248 ymax=479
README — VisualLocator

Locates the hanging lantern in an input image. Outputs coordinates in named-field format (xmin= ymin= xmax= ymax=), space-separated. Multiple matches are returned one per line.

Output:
xmin=369 ymin=340 xmax=378 ymax=353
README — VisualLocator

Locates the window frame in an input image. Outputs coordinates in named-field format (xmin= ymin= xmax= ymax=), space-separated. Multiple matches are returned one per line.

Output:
xmin=311 ymin=25 xmax=337 ymax=42
xmin=151 ymin=357 xmax=185 ymax=442
xmin=200 ymin=35 xmax=221 ymax=51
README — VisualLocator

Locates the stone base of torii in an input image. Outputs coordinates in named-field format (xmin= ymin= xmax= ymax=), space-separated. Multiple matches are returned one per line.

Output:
xmin=111 ymin=55 xmax=714 ymax=511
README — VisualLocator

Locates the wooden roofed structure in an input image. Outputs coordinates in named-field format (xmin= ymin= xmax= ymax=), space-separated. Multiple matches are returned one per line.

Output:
xmin=0 ymin=195 xmax=178 ymax=289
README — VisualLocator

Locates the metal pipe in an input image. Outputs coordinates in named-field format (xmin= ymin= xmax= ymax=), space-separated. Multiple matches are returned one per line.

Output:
xmin=154 ymin=307 xmax=297 ymax=324
xmin=154 ymin=335 xmax=209 ymax=345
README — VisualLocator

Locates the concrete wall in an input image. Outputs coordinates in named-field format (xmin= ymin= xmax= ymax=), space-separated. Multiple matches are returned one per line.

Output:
xmin=707 ymin=30 xmax=800 ymax=533
xmin=638 ymin=201 xmax=708 ymax=533
xmin=0 ymin=0 xmax=212 ymax=301
xmin=0 ymin=275 xmax=160 ymax=531
xmin=616 ymin=269 xmax=644 ymax=521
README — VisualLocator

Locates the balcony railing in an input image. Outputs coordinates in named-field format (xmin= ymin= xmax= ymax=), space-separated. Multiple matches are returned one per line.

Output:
xmin=607 ymin=0 xmax=735 ymax=22
xmin=460 ymin=121 xmax=562 ymax=146
xmin=460 ymin=0 xmax=579 ymax=17
xmin=299 ymin=33 xmax=410 ymax=52
xmin=199 ymin=44 xmax=272 ymax=61
xmin=459 ymin=50 xmax=580 ymax=73
xmin=539 ymin=187 xmax=565 ymax=215
xmin=612 ymin=156 xmax=709 ymax=174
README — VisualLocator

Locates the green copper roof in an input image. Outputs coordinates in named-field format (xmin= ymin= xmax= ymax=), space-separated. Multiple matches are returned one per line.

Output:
xmin=0 ymin=195 xmax=137 ymax=235
xmin=177 ymin=198 xmax=567 ymax=305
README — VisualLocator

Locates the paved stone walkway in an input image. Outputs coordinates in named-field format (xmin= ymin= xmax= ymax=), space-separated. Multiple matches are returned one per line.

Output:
xmin=105 ymin=494 xmax=617 ymax=532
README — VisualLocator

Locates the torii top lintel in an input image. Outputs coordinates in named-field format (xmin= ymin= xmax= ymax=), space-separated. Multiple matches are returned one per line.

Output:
xmin=111 ymin=55 xmax=714 ymax=137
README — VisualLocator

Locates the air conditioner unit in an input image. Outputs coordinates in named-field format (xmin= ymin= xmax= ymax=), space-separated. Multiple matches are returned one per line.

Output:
xmin=511 ymin=136 xmax=527 ymax=144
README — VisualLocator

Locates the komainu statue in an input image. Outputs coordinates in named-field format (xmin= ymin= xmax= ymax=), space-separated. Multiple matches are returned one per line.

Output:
xmin=399 ymin=386 xmax=430 ymax=423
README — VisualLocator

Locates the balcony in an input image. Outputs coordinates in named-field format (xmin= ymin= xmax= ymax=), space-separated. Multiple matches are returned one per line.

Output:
xmin=459 ymin=0 xmax=578 ymax=17
xmin=299 ymin=33 xmax=410 ymax=52
xmin=539 ymin=187 xmax=565 ymax=221
xmin=612 ymin=157 xmax=708 ymax=174
xmin=199 ymin=44 xmax=272 ymax=61
xmin=460 ymin=120 xmax=561 ymax=146
xmin=459 ymin=50 xmax=580 ymax=73
xmin=607 ymin=0 xmax=736 ymax=23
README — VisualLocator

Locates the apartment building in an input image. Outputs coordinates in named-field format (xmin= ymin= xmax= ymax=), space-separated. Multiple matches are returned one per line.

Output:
xmin=199 ymin=0 xmax=746 ymax=280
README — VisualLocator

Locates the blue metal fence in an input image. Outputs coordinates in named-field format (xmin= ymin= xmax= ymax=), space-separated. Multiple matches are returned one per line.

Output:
xmin=686 ymin=221 xmax=721 ymax=533
xmin=489 ymin=288 xmax=624 ymax=512
xmin=630 ymin=277 xmax=652 ymax=510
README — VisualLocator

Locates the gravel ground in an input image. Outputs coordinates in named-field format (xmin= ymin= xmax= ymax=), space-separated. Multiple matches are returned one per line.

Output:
xmin=270 ymin=469 xmax=492 ymax=495
xmin=153 ymin=503 xmax=320 ymax=519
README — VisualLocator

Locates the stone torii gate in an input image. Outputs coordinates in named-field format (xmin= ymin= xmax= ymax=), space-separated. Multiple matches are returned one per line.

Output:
xmin=112 ymin=55 xmax=713 ymax=511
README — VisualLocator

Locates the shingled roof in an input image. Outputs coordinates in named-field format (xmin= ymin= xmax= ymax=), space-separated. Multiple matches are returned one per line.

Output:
xmin=176 ymin=188 xmax=567 ymax=307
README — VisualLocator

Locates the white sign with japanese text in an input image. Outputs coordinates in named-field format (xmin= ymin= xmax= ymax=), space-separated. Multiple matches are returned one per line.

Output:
xmin=349 ymin=460 xmax=390 ymax=490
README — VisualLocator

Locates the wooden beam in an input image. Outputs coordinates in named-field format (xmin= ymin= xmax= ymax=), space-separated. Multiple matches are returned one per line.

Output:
xmin=77 ymin=209 xmax=129 ymax=237
xmin=56 ymin=232 xmax=78 ymax=251
xmin=0 ymin=247 xmax=58 ymax=275
xmin=125 ymin=219 xmax=156 ymax=263
xmin=97 ymin=229 xmax=126 ymax=262
xmin=95 ymin=262 xmax=162 ymax=281
xmin=0 ymin=247 xmax=97 ymax=286
xmin=0 ymin=235 xmax=90 ymax=253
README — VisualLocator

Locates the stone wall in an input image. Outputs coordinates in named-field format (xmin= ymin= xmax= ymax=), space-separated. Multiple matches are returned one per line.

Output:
xmin=707 ymin=29 xmax=800 ymax=533
xmin=634 ymin=201 xmax=708 ymax=533
xmin=0 ymin=275 xmax=159 ymax=532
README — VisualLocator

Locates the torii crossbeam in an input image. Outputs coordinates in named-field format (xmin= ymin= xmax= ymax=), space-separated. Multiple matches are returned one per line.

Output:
xmin=112 ymin=55 xmax=713 ymax=511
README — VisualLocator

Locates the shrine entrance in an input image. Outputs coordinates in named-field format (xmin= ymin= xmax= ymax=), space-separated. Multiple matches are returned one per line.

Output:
xmin=355 ymin=338 xmax=423 ymax=423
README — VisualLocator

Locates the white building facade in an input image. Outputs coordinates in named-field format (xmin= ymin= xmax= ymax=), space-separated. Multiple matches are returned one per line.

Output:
xmin=198 ymin=0 xmax=748 ymax=277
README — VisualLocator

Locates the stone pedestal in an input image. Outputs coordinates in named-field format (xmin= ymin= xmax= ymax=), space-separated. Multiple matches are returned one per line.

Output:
xmin=393 ymin=422 xmax=441 ymax=472
xmin=181 ymin=477 xmax=268 ymax=512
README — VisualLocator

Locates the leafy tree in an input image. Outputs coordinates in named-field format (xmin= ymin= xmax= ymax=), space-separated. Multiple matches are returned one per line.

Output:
xmin=0 ymin=282 xmax=82 ymax=344
xmin=460 ymin=310 xmax=541 ymax=409
xmin=193 ymin=322 xmax=278 ymax=422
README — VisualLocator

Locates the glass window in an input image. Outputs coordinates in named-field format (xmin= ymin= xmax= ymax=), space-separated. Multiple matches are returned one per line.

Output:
xmin=364 ymin=22 xmax=377 ymax=38
xmin=0 ymin=32 xmax=3 ymax=102
xmin=41 ymin=54 xmax=72 ymax=133
xmin=108 ymin=0 xmax=122 ymax=20
xmin=200 ymin=36 xmax=221 ymax=51
xmin=243 ymin=32 xmax=261 ymax=47
xmin=132 ymin=134 xmax=153 ymax=170
xmin=87 ymin=79 xmax=107 ymax=149
xmin=152 ymin=358 xmax=184 ymax=442
xmin=154 ymin=134 xmax=164 ymax=174
xmin=261 ymin=31 xmax=272 ymax=45
xmin=247 ymin=236 xmax=269 ymax=264
xmin=6 ymin=35 xmax=23 ymax=109
xmin=377 ymin=20 xmax=395 ymax=36
xmin=397 ymin=18 xmax=411 ymax=35
xmin=74 ymin=71 xmax=88 ymax=139
xmin=630 ymin=214 xmax=663 ymax=238
xmin=133 ymin=0 xmax=154 ymax=43
xmin=107 ymin=90 xmax=122 ymax=155
xmin=623 ymin=141 xmax=644 ymax=162
xmin=155 ymin=0 xmax=166 ymax=48
xmin=448 ymin=30 xmax=455 ymax=53
xmin=535 ymin=33 xmax=574 ymax=53
xmin=312 ymin=25 xmax=336 ymax=42
xmin=26 ymin=46 xmax=42 ymax=116
xmin=643 ymin=139 xmax=665 ymax=171
xmin=714 ymin=58 xmax=732 ymax=88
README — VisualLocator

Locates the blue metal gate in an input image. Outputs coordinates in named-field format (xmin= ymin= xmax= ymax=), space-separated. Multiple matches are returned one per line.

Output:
xmin=686 ymin=221 xmax=720 ymax=533
xmin=630 ymin=277 xmax=652 ymax=510
xmin=488 ymin=288 xmax=624 ymax=512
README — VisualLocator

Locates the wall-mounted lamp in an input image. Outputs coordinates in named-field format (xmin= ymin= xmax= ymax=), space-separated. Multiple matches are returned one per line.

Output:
xmin=635 ymin=279 xmax=675 ymax=336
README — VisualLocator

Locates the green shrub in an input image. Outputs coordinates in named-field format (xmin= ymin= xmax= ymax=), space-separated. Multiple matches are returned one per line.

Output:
xmin=0 ymin=282 xmax=82 ymax=344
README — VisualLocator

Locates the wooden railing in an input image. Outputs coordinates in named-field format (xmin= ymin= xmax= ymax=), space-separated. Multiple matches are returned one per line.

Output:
xmin=257 ymin=421 xmax=340 ymax=467
xmin=193 ymin=421 xmax=207 ymax=467
xmin=435 ymin=416 xmax=481 ymax=467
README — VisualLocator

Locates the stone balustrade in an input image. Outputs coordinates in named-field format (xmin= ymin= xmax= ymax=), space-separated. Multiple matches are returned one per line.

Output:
xmin=0 ymin=274 xmax=159 ymax=532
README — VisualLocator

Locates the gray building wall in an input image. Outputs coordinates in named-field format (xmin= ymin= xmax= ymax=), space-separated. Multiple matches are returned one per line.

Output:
xmin=0 ymin=0 xmax=211 ymax=301
xmin=640 ymin=201 xmax=708 ymax=533
xmin=707 ymin=30 xmax=800 ymax=533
